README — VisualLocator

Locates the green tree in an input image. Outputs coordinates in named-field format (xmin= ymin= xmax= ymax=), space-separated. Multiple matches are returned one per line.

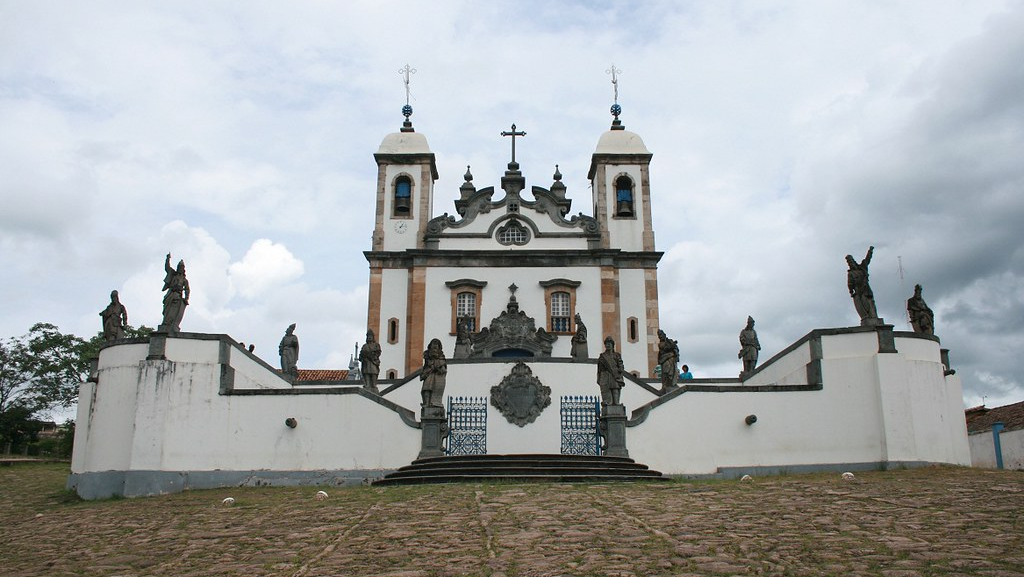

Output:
xmin=0 ymin=405 xmax=42 ymax=454
xmin=57 ymin=420 xmax=76 ymax=458
xmin=0 ymin=323 xmax=90 ymax=452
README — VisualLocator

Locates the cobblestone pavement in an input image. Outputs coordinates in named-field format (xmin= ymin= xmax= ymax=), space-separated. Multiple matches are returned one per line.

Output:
xmin=1 ymin=464 xmax=1022 ymax=576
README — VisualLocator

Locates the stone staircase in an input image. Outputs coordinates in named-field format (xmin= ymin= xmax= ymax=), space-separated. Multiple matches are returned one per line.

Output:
xmin=373 ymin=454 xmax=669 ymax=486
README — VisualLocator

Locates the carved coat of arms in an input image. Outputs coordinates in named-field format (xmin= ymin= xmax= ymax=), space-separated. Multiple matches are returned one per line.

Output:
xmin=490 ymin=362 xmax=551 ymax=427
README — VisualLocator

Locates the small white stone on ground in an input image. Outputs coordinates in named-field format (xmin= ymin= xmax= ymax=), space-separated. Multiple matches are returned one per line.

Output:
xmin=221 ymin=497 xmax=235 ymax=505
xmin=842 ymin=472 xmax=856 ymax=480
xmin=315 ymin=490 xmax=328 ymax=501
xmin=740 ymin=474 xmax=753 ymax=482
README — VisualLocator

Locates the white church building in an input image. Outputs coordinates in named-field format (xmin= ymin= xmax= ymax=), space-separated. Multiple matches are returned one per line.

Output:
xmin=67 ymin=104 xmax=971 ymax=499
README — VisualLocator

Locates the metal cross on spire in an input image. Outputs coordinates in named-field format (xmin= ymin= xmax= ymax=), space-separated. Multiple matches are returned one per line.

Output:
xmin=501 ymin=123 xmax=527 ymax=164
xmin=398 ymin=64 xmax=416 ymax=106
xmin=606 ymin=64 xmax=622 ymax=104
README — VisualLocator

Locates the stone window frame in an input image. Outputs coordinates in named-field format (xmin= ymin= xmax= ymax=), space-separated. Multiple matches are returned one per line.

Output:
xmin=446 ymin=279 xmax=488 ymax=335
xmin=387 ymin=317 xmax=399 ymax=345
xmin=496 ymin=218 xmax=531 ymax=246
xmin=612 ymin=173 xmax=636 ymax=220
xmin=392 ymin=173 xmax=415 ymax=218
xmin=627 ymin=316 xmax=640 ymax=343
xmin=540 ymin=278 xmax=582 ymax=335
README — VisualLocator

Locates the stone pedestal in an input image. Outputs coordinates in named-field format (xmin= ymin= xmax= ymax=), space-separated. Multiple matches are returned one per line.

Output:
xmin=875 ymin=324 xmax=897 ymax=353
xmin=600 ymin=404 xmax=629 ymax=458
xmin=418 ymin=406 xmax=448 ymax=460
xmin=146 ymin=332 xmax=168 ymax=360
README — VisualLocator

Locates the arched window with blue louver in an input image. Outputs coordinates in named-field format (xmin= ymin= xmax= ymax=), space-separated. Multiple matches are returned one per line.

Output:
xmin=393 ymin=176 xmax=412 ymax=215
xmin=615 ymin=175 xmax=634 ymax=217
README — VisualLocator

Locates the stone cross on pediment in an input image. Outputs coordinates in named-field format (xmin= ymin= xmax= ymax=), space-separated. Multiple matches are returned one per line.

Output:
xmin=501 ymin=124 xmax=526 ymax=165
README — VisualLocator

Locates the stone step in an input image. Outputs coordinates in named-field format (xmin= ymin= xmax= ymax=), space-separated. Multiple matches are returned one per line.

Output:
xmin=373 ymin=473 xmax=670 ymax=486
xmin=385 ymin=467 xmax=663 ymax=481
xmin=399 ymin=457 xmax=649 ymax=471
xmin=374 ymin=454 xmax=668 ymax=486
xmin=412 ymin=453 xmax=636 ymax=465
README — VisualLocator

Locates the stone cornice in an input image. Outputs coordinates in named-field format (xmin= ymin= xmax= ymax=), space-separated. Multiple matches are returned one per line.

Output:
xmin=364 ymin=249 xmax=664 ymax=269
xmin=588 ymin=152 xmax=654 ymax=179
xmin=373 ymin=152 xmax=440 ymax=180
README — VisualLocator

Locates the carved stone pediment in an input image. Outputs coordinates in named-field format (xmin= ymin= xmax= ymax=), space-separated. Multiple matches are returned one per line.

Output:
xmin=490 ymin=362 xmax=551 ymax=427
xmin=470 ymin=292 xmax=557 ymax=358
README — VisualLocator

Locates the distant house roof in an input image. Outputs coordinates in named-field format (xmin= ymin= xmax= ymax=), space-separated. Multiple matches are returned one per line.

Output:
xmin=965 ymin=400 xmax=1024 ymax=434
xmin=296 ymin=369 xmax=349 ymax=382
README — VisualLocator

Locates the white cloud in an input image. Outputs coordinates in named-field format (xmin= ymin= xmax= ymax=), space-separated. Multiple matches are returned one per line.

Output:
xmin=228 ymin=238 xmax=304 ymax=300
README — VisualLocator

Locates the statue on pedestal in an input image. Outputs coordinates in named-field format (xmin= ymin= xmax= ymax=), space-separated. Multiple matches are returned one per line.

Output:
xmin=657 ymin=329 xmax=679 ymax=392
xmin=907 ymin=284 xmax=935 ymax=335
xmin=159 ymin=253 xmax=189 ymax=333
xmin=571 ymin=313 xmax=589 ymax=361
xmin=359 ymin=330 xmax=381 ymax=392
xmin=597 ymin=336 xmax=624 ymax=406
xmin=846 ymin=246 xmax=879 ymax=325
xmin=453 ymin=317 xmax=473 ymax=359
xmin=99 ymin=290 xmax=128 ymax=341
xmin=738 ymin=316 xmax=760 ymax=375
xmin=278 ymin=323 xmax=299 ymax=378
xmin=420 ymin=338 xmax=447 ymax=408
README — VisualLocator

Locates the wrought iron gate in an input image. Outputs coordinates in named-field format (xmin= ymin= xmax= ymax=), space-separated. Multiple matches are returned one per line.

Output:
xmin=447 ymin=396 xmax=488 ymax=456
xmin=560 ymin=395 xmax=601 ymax=455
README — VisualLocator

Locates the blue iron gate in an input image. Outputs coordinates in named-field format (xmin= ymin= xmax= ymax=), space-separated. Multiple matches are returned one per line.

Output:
xmin=447 ymin=396 xmax=488 ymax=456
xmin=560 ymin=395 xmax=601 ymax=455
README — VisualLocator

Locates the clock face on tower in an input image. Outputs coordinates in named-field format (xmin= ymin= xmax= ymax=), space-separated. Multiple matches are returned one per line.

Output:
xmin=393 ymin=221 xmax=409 ymax=234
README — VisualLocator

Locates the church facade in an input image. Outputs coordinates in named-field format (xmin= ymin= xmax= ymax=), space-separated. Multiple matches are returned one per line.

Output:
xmin=367 ymin=113 xmax=661 ymax=377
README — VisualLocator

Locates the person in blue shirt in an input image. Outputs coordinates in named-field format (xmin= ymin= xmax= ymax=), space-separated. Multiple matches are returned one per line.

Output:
xmin=679 ymin=364 xmax=693 ymax=380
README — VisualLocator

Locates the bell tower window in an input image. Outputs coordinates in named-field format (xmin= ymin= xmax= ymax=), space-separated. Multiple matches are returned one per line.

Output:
xmin=615 ymin=175 xmax=634 ymax=218
xmin=393 ymin=176 xmax=412 ymax=216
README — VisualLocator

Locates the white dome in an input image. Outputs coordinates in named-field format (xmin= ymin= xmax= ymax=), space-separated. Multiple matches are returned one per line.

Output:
xmin=377 ymin=131 xmax=431 ymax=154
xmin=594 ymin=129 xmax=649 ymax=154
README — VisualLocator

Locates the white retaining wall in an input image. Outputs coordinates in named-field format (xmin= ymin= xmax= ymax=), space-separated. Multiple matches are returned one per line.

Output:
xmin=969 ymin=428 xmax=1024 ymax=470
xmin=70 ymin=328 xmax=970 ymax=498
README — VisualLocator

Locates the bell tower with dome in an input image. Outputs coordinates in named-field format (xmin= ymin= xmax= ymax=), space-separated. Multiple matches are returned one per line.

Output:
xmin=371 ymin=104 xmax=438 ymax=253
xmin=587 ymin=101 xmax=662 ymax=373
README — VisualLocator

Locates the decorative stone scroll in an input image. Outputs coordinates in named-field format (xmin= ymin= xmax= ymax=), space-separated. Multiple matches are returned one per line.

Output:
xmin=470 ymin=286 xmax=557 ymax=358
xmin=490 ymin=362 xmax=552 ymax=427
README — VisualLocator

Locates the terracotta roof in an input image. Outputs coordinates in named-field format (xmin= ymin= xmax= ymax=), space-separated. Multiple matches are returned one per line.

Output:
xmin=295 ymin=369 xmax=349 ymax=382
xmin=965 ymin=400 xmax=1024 ymax=434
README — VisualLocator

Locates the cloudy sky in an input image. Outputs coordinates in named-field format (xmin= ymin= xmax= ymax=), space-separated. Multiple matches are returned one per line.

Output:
xmin=2 ymin=1 xmax=1022 ymax=412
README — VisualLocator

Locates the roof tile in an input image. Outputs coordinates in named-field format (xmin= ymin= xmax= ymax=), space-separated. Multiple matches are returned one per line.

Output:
xmin=965 ymin=400 xmax=1024 ymax=433
xmin=295 ymin=369 xmax=349 ymax=382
